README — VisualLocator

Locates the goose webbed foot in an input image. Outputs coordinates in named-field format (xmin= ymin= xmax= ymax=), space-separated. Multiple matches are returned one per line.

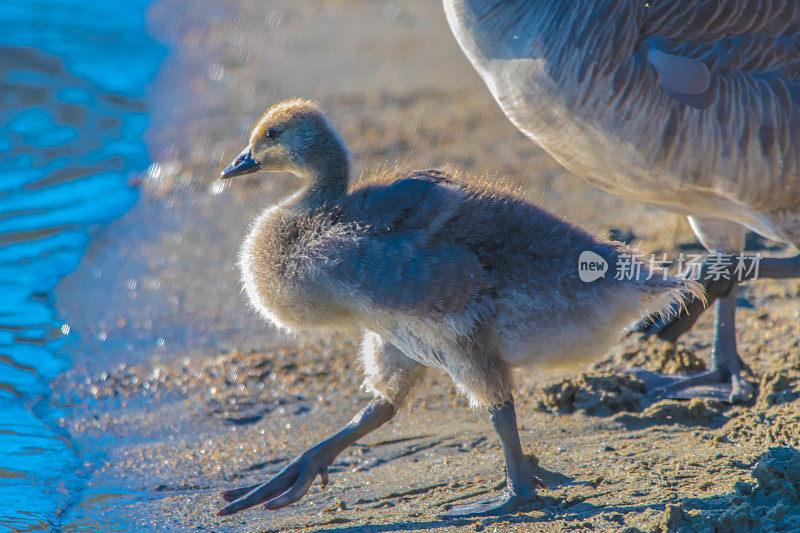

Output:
xmin=628 ymin=365 xmax=755 ymax=403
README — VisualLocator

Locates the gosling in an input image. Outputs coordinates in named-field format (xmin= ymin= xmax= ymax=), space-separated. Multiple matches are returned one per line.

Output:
xmin=216 ymin=99 xmax=699 ymax=518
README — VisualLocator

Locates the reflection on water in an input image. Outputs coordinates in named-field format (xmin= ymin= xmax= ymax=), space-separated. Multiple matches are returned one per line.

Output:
xmin=0 ymin=1 xmax=165 ymax=530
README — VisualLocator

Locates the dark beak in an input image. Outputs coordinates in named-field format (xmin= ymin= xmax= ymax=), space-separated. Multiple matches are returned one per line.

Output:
xmin=220 ymin=145 xmax=261 ymax=179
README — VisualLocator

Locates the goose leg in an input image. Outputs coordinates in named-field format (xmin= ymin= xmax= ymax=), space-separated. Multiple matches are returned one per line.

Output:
xmin=637 ymin=254 xmax=800 ymax=340
xmin=635 ymin=272 xmax=732 ymax=343
xmin=637 ymin=217 xmax=744 ymax=342
xmin=439 ymin=398 xmax=549 ymax=518
xmin=662 ymin=284 xmax=754 ymax=401
xmin=631 ymin=283 xmax=755 ymax=402
xmin=632 ymin=254 xmax=800 ymax=402
xmin=217 ymin=399 xmax=396 ymax=516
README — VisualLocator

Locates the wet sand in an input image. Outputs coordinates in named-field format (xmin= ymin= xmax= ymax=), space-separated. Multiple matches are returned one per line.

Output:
xmin=54 ymin=1 xmax=800 ymax=531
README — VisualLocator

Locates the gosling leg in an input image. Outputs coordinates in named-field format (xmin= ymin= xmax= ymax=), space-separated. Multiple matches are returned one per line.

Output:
xmin=218 ymin=399 xmax=395 ymax=516
xmin=440 ymin=398 xmax=546 ymax=518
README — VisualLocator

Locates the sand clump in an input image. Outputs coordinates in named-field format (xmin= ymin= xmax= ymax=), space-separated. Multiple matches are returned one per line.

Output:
xmin=649 ymin=447 xmax=800 ymax=532
xmin=721 ymin=369 xmax=800 ymax=448
xmin=625 ymin=398 xmax=727 ymax=427
xmin=535 ymin=372 xmax=646 ymax=416
xmin=534 ymin=337 xmax=716 ymax=418
xmin=533 ymin=372 xmax=729 ymax=424
xmin=612 ymin=337 xmax=707 ymax=374
xmin=757 ymin=370 xmax=799 ymax=409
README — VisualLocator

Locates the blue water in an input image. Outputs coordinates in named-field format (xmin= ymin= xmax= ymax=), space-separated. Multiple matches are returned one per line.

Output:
xmin=0 ymin=1 xmax=165 ymax=530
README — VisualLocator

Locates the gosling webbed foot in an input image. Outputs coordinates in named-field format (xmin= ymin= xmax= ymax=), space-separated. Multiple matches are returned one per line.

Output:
xmin=439 ymin=489 xmax=539 ymax=518
xmin=218 ymin=399 xmax=397 ymax=516
xmin=218 ymin=447 xmax=330 ymax=516
xmin=438 ymin=398 xmax=554 ymax=519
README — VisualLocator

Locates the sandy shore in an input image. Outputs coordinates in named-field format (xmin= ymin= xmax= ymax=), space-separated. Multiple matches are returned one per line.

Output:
xmin=54 ymin=1 xmax=800 ymax=531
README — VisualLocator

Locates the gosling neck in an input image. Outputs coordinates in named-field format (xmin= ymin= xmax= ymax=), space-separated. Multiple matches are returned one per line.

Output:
xmin=295 ymin=140 xmax=350 ymax=209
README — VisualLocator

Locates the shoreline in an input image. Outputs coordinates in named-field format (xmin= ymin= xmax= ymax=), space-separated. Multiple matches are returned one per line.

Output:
xmin=0 ymin=0 xmax=166 ymax=529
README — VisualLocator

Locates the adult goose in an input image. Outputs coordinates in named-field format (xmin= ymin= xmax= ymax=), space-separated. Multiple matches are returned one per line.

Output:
xmin=444 ymin=0 xmax=800 ymax=402
xmin=215 ymin=99 xmax=697 ymax=517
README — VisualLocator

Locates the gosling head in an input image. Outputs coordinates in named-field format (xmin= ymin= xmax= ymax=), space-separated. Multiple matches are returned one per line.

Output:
xmin=220 ymin=98 xmax=347 ymax=180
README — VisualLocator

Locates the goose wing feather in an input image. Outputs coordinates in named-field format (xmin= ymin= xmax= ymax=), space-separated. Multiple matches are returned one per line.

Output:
xmin=455 ymin=0 xmax=800 ymax=105
xmin=641 ymin=1 xmax=800 ymax=106
xmin=449 ymin=0 xmax=800 ymax=227
xmin=641 ymin=0 xmax=800 ymax=44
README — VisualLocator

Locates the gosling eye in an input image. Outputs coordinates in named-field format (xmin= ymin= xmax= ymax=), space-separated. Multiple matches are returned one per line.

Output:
xmin=266 ymin=128 xmax=281 ymax=141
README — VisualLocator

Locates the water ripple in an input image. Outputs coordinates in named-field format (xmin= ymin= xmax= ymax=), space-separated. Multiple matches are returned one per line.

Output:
xmin=0 ymin=1 xmax=166 ymax=530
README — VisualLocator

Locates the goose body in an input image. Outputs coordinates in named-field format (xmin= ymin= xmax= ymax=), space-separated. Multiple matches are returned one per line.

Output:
xmin=445 ymin=0 xmax=800 ymax=402
xmin=445 ymin=0 xmax=800 ymax=244
xmin=216 ymin=99 xmax=696 ymax=517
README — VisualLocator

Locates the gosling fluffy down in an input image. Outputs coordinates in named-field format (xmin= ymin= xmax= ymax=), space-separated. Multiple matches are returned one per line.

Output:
xmin=230 ymin=99 xmax=701 ymax=407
